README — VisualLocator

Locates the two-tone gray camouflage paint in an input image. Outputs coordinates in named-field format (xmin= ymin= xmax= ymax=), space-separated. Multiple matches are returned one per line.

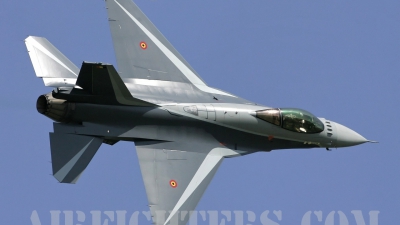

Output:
xmin=25 ymin=0 xmax=373 ymax=224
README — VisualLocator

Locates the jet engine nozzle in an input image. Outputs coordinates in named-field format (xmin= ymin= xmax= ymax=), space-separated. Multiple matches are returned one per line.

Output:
xmin=36 ymin=93 xmax=75 ymax=123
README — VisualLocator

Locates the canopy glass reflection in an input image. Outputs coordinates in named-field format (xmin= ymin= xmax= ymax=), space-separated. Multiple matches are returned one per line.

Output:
xmin=256 ymin=108 xmax=324 ymax=134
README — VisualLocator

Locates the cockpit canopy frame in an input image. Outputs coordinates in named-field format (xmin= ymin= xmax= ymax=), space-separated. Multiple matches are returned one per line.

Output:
xmin=256 ymin=108 xmax=324 ymax=134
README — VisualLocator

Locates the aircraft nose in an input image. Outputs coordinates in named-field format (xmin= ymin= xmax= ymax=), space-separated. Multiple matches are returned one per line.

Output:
xmin=334 ymin=122 xmax=368 ymax=147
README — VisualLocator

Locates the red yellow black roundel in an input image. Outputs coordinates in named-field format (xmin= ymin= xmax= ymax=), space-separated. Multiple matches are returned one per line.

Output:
xmin=170 ymin=180 xmax=177 ymax=188
xmin=140 ymin=41 xmax=147 ymax=49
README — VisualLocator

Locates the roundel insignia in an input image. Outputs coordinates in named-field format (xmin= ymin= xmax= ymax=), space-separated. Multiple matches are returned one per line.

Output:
xmin=170 ymin=180 xmax=177 ymax=188
xmin=139 ymin=41 xmax=147 ymax=49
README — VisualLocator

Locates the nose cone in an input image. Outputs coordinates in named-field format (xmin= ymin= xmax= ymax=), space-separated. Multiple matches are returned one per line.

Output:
xmin=335 ymin=122 xmax=368 ymax=147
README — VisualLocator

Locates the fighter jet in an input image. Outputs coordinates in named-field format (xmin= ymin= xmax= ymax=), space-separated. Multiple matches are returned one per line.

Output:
xmin=25 ymin=0 xmax=374 ymax=224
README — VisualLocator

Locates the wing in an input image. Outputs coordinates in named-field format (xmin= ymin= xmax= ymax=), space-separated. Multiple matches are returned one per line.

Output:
xmin=136 ymin=143 xmax=239 ymax=225
xmin=105 ymin=0 xmax=235 ymax=99
xmin=106 ymin=0 xmax=204 ymax=84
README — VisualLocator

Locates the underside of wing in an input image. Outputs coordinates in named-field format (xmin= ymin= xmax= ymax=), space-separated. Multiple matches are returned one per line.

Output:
xmin=136 ymin=143 xmax=239 ymax=225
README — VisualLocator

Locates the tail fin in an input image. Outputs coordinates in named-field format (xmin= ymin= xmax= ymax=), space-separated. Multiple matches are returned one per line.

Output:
xmin=53 ymin=62 xmax=155 ymax=106
xmin=50 ymin=133 xmax=102 ymax=183
xmin=25 ymin=36 xmax=78 ymax=87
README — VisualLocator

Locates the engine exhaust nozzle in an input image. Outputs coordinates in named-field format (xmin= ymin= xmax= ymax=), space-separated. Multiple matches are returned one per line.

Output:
xmin=36 ymin=93 xmax=75 ymax=123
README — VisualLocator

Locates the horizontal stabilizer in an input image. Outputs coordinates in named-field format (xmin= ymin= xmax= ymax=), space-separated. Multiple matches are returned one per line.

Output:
xmin=50 ymin=133 xmax=102 ymax=183
xmin=25 ymin=36 xmax=79 ymax=87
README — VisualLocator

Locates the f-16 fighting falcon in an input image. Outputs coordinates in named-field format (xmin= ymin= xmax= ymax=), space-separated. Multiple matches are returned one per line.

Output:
xmin=25 ymin=0 xmax=375 ymax=224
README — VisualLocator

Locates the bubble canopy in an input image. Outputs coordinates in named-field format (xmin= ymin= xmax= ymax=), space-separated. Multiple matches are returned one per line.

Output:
xmin=256 ymin=108 xmax=324 ymax=134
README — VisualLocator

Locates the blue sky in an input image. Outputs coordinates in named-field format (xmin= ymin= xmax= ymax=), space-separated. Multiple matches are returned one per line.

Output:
xmin=1 ymin=0 xmax=399 ymax=224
